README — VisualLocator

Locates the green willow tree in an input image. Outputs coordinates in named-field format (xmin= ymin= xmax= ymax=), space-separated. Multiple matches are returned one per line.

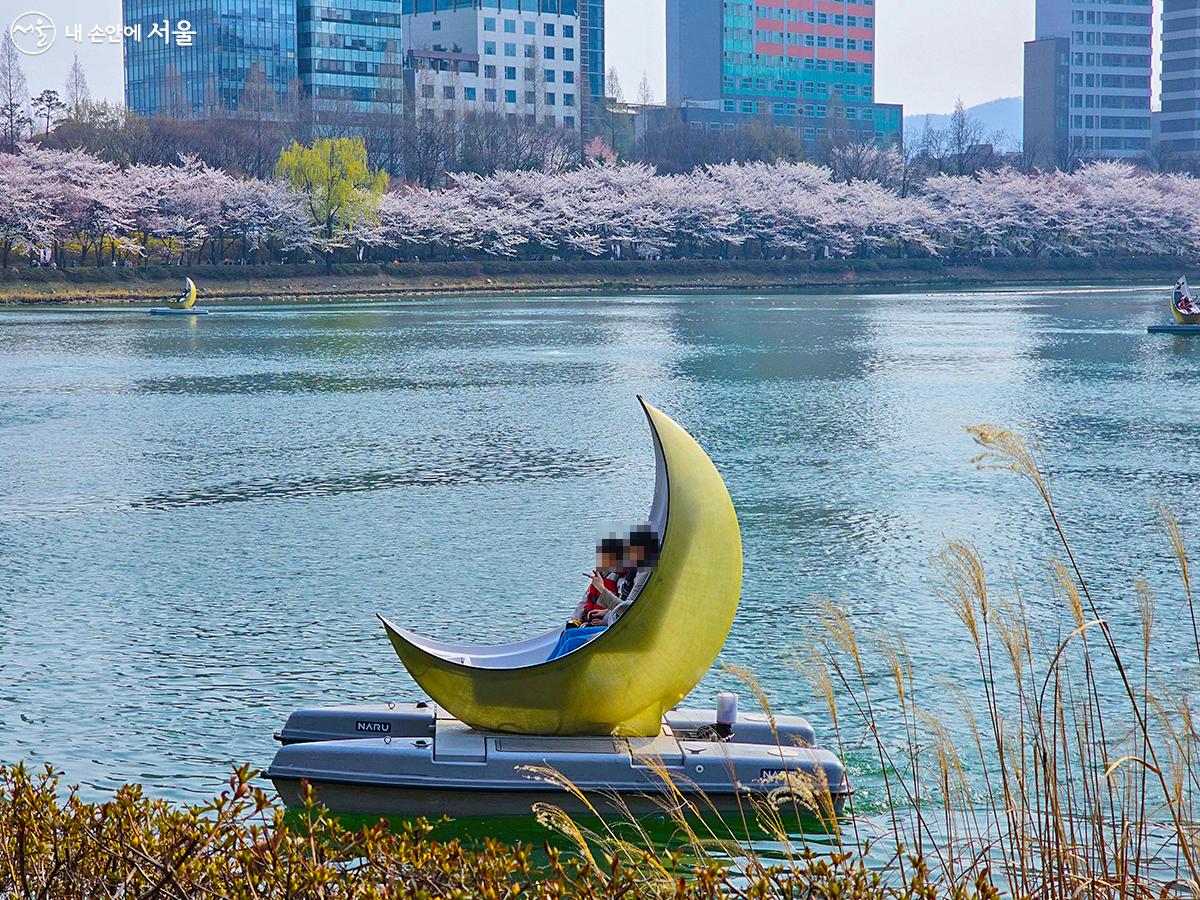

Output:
xmin=275 ymin=137 xmax=387 ymax=267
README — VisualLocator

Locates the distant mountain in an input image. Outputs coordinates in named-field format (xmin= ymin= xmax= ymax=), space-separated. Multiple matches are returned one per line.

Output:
xmin=904 ymin=97 xmax=1023 ymax=150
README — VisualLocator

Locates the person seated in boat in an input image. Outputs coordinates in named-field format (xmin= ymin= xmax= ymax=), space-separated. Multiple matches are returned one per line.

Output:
xmin=546 ymin=537 xmax=623 ymax=662
xmin=1175 ymin=279 xmax=1198 ymax=314
xmin=546 ymin=527 xmax=663 ymax=662
xmin=605 ymin=524 xmax=661 ymax=626
xmin=571 ymin=536 xmax=625 ymax=627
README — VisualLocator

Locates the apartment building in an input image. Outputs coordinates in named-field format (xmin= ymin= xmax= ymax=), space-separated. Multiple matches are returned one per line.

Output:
xmin=1161 ymin=0 xmax=1200 ymax=157
xmin=401 ymin=0 xmax=585 ymax=131
xmin=1024 ymin=0 xmax=1153 ymax=164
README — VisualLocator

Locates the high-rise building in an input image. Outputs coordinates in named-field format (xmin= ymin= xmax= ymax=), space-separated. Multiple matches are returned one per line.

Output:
xmin=123 ymin=0 xmax=297 ymax=118
xmin=1024 ymin=0 xmax=1152 ymax=165
xmin=664 ymin=0 xmax=901 ymax=149
xmin=298 ymin=0 xmax=405 ymax=119
xmin=579 ymin=0 xmax=604 ymax=139
xmin=400 ymin=0 xmax=583 ymax=131
xmin=1160 ymin=0 xmax=1200 ymax=157
xmin=1023 ymin=37 xmax=1071 ymax=167
xmin=123 ymin=0 xmax=401 ymax=122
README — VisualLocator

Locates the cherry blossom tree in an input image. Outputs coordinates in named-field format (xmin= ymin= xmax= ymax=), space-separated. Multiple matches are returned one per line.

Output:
xmin=21 ymin=147 xmax=135 ymax=266
xmin=0 ymin=153 xmax=62 ymax=267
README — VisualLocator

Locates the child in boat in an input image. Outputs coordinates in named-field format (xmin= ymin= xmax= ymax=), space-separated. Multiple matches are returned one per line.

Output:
xmin=571 ymin=536 xmax=624 ymax=627
xmin=547 ymin=537 xmax=624 ymax=661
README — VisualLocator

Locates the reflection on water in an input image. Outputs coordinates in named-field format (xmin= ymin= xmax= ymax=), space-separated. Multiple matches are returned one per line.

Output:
xmin=131 ymin=440 xmax=612 ymax=510
xmin=1 ymin=287 xmax=1199 ymax=817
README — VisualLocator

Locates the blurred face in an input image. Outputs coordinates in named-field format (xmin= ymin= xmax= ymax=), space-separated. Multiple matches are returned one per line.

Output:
xmin=597 ymin=548 xmax=620 ymax=570
xmin=627 ymin=543 xmax=645 ymax=566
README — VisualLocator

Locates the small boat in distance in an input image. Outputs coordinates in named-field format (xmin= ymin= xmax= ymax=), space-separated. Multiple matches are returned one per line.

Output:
xmin=149 ymin=277 xmax=209 ymax=316
xmin=1148 ymin=277 xmax=1200 ymax=334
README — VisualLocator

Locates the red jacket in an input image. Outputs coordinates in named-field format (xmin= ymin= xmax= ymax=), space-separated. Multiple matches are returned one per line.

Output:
xmin=579 ymin=573 xmax=619 ymax=620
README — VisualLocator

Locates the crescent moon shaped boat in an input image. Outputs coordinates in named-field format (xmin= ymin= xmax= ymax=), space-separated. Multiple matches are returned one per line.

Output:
xmin=267 ymin=399 xmax=850 ymax=818
xmin=149 ymin=277 xmax=209 ymax=315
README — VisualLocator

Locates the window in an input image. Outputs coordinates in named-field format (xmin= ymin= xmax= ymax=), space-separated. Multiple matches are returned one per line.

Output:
xmin=505 ymin=89 xmax=517 ymax=103
xmin=504 ymin=42 xmax=516 ymax=56
xmin=545 ymin=91 xmax=556 ymax=105
xmin=503 ymin=19 xmax=516 ymax=32
xmin=524 ymin=66 xmax=536 ymax=79
xmin=484 ymin=64 xmax=496 ymax=77
xmin=544 ymin=23 xmax=555 ymax=36
xmin=421 ymin=83 xmax=434 ymax=98
xmin=524 ymin=43 xmax=535 ymax=57
xmin=563 ymin=25 xmax=573 ymax=38
xmin=484 ymin=17 xmax=496 ymax=31
xmin=485 ymin=87 xmax=497 ymax=101
xmin=524 ymin=20 xmax=534 ymax=34
xmin=525 ymin=90 xmax=536 ymax=103
xmin=563 ymin=92 xmax=574 ymax=107
xmin=564 ymin=115 xmax=575 ymax=128
xmin=484 ymin=40 xmax=496 ymax=54
xmin=504 ymin=65 xmax=516 ymax=79
xmin=544 ymin=68 xmax=555 ymax=82
xmin=544 ymin=45 xmax=555 ymax=59
xmin=563 ymin=70 xmax=574 ymax=84
xmin=562 ymin=47 xmax=574 ymax=61
xmin=432 ymin=19 xmax=441 ymax=30
xmin=443 ymin=85 xmax=455 ymax=99
xmin=464 ymin=86 xmax=476 ymax=101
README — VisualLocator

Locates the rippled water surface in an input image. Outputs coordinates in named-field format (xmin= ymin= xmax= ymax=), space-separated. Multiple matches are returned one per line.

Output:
xmin=1 ymin=286 xmax=1198 ymax=806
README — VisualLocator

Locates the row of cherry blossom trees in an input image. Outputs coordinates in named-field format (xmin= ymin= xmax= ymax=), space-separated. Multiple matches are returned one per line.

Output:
xmin=0 ymin=148 xmax=313 ymax=269
xmin=2 ymin=146 xmax=1198 ymax=270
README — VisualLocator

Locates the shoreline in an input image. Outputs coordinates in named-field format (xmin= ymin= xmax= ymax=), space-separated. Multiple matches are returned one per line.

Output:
xmin=0 ymin=258 xmax=1184 ymax=305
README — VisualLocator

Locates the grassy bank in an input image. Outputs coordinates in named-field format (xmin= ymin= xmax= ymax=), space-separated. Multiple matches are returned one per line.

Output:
xmin=0 ymin=256 xmax=1187 ymax=304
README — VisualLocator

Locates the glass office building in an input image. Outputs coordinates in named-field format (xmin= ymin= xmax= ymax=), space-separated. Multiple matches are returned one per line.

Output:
xmin=579 ymin=0 xmax=604 ymax=138
xmin=665 ymin=0 xmax=900 ymax=148
xmin=298 ymin=0 xmax=404 ymax=117
xmin=124 ymin=0 xmax=297 ymax=117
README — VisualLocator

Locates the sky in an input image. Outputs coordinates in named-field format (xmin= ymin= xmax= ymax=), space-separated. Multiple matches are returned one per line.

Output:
xmin=12 ymin=0 xmax=1037 ymax=116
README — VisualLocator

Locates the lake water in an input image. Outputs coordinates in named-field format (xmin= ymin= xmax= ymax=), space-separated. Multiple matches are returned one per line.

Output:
xmin=1 ymin=285 xmax=1198 ymax=813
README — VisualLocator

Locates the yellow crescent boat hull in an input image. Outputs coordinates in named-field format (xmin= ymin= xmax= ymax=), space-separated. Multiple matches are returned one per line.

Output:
xmin=167 ymin=277 xmax=198 ymax=310
xmin=380 ymin=399 xmax=742 ymax=737
xmin=1172 ymin=303 xmax=1200 ymax=325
